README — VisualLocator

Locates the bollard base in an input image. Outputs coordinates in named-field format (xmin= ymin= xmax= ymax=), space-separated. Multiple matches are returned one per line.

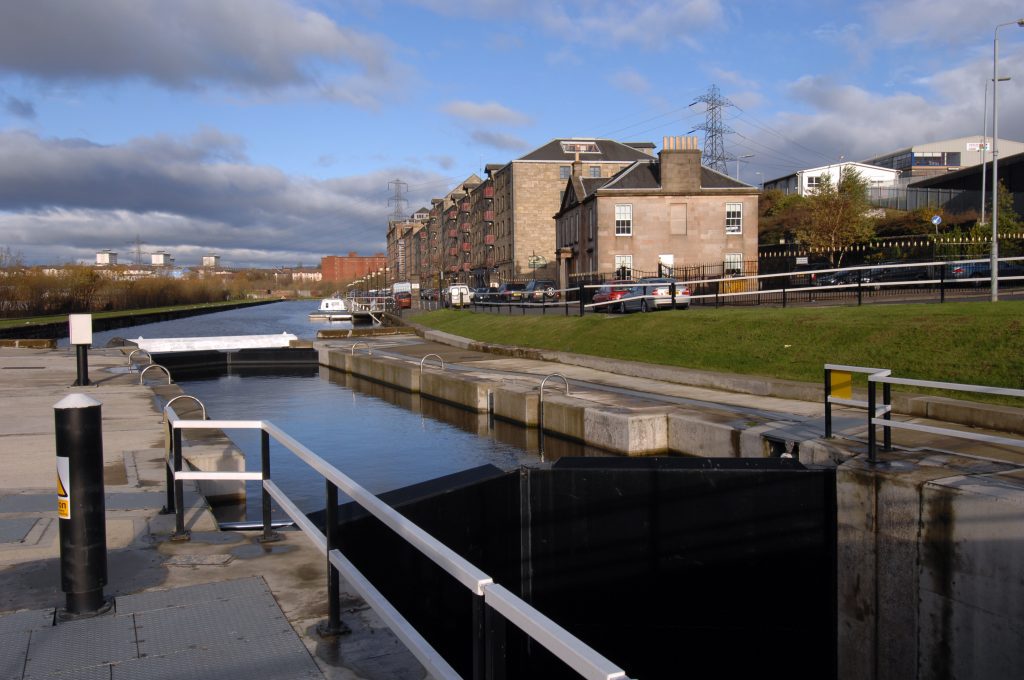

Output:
xmin=256 ymin=531 xmax=283 ymax=544
xmin=58 ymin=595 xmax=113 ymax=622
xmin=170 ymin=529 xmax=192 ymax=542
xmin=316 ymin=619 xmax=351 ymax=639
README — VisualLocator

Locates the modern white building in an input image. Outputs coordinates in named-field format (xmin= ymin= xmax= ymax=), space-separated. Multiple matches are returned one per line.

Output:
xmin=763 ymin=162 xmax=899 ymax=196
xmin=151 ymin=251 xmax=173 ymax=267
xmin=861 ymin=136 xmax=1024 ymax=184
xmin=95 ymin=250 xmax=118 ymax=265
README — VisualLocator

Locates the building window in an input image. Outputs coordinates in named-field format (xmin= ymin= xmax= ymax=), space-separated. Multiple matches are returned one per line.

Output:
xmin=615 ymin=204 xmax=632 ymax=236
xmin=560 ymin=141 xmax=600 ymax=154
xmin=725 ymin=203 xmax=742 ymax=234
xmin=589 ymin=166 xmax=601 ymax=178
xmin=560 ymin=166 xmax=571 ymax=180
xmin=806 ymin=176 xmax=820 ymax=190
xmin=614 ymin=254 xmax=632 ymax=279
xmin=724 ymin=252 xmax=743 ymax=276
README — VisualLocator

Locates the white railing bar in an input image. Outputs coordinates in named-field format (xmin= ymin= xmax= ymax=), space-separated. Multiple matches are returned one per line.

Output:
xmin=264 ymin=480 xmax=327 ymax=554
xmin=175 ymin=471 xmax=263 ymax=481
xmin=870 ymin=375 xmax=1024 ymax=398
xmin=871 ymin=419 xmax=1024 ymax=449
xmin=262 ymin=421 xmax=494 ymax=595
xmin=483 ymin=583 xmax=630 ymax=680
xmin=875 ymin=406 xmax=892 ymax=417
xmin=172 ymin=418 xmax=266 ymax=430
xmin=825 ymin=364 xmax=891 ymax=375
xmin=328 ymin=549 xmax=461 ymax=680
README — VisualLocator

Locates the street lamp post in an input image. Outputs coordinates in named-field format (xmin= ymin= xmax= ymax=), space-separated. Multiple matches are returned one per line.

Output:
xmin=991 ymin=17 xmax=1024 ymax=302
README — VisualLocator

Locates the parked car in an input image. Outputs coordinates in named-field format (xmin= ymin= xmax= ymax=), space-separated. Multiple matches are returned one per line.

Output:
xmin=949 ymin=260 xmax=1024 ymax=284
xmin=591 ymin=280 xmax=633 ymax=311
xmin=619 ymin=278 xmax=691 ymax=312
xmin=394 ymin=291 xmax=412 ymax=309
xmin=495 ymin=282 xmax=528 ymax=302
xmin=523 ymin=279 xmax=560 ymax=302
xmin=812 ymin=268 xmax=872 ymax=287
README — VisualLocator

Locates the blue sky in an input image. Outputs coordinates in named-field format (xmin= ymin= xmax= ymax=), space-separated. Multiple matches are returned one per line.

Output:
xmin=1 ymin=0 xmax=1022 ymax=267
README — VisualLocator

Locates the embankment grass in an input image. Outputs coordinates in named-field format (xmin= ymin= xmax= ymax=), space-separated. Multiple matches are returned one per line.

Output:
xmin=0 ymin=299 xmax=269 ymax=330
xmin=413 ymin=301 xmax=1024 ymax=402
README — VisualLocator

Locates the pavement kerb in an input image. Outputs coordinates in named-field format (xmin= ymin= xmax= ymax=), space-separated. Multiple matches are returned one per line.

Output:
xmin=403 ymin=321 xmax=1024 ymax=436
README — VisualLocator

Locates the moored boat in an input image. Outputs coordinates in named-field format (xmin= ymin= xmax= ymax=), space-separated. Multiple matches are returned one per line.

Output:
xmin=308 ymin=295 xmax=352 ymax=321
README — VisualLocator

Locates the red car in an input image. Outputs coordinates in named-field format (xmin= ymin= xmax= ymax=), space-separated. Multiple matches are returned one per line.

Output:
xmin=394 ymin=292 xmax=412 ymax=309
xmin=591 ymin=280 xmax=633 ymax=312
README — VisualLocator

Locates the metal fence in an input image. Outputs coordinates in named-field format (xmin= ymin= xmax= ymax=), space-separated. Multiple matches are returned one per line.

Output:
xmin=162 ymin=407 xmax=633 ymax=680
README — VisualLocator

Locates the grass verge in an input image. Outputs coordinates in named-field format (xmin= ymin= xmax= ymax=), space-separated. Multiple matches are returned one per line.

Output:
xmin=0 ymin=299 xmax=273 ymax=330
xmin=412 ymin=301 xmax=1024 ymax=404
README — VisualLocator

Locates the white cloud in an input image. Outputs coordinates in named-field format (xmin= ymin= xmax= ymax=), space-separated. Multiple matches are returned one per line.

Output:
xmin=441 ymin=100 xmax=532 ymax=125
xmin=0 ymin=0 xmax=404 ymax=107
xmin=469 ymin=130 xmax=529 ymax=150
xmin=0 ymin=129 xmax=449 ymax=267
xmin=866 ymin=0 xmax=1024 ymax=46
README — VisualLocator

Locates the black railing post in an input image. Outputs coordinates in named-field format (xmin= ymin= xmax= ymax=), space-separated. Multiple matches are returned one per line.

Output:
xmin=54 ymin=394 xmax=108 ymax=616
xmin=940 ymin=264 xmax=946 ymax=303
xmin=318 ymin=479 xmax=350 ymax=637
xmin=883 ymin=382 xmax=892 ymax=451
xmin=578 ymin=283 xmax=585 ymax=316
xmin=485 ymin=601 xmax=507 ymax=680
xmin=867 ymin=378 xmax=877 ymax=464
xmin=163 ymin=418 xmax=175 ymax=514
xmin=782 ymin=286 xmax=788 ymax=308
xmin=824 ymin=368 xmax=832 ymax=439
xmin=259 ymin=429 xmax=281 ymax=543
xmin=171 ymin=426 xmax=190 ymax=541
xmin=857 ymin=277 xmax=863 ymax=306
xmin=472 ymin=594 xmax=486 ymax=680
xmin=670 ymin=281 xmax=677 ymax=310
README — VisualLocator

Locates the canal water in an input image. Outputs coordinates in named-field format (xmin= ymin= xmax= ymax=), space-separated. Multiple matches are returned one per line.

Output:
xmin=88 ymin=300 xmax=585 ymax=519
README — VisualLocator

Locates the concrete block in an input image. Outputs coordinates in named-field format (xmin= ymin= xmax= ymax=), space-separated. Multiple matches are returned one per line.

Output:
xmin=182 ymin=443 xmax=248 ymax=505
xmin=493 ymin=384 xmax=539 ymax=427
xmin=667 ymin=410 xmax=740 ymax=457
xmin=923 ymin=396 xmax=1024 ymax=436
xmin=584 ymin=407 xmax=668 ymax=456
xmin=539 ymin=395 xmax=589 ymax=442
xmin=349 ymin=354 xmax=419 ymax=392
xmin=421 ymin=370 xmax=494 ymax=412
xmin=918 ymin=471 xmax=1024 ymax=680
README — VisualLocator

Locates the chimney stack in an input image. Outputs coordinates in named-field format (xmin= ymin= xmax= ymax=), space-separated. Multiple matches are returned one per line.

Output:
xmin=571 ymin=150 xmax=582 ymax=178
xmin=659 ymin=135 xmax=701 ymax=192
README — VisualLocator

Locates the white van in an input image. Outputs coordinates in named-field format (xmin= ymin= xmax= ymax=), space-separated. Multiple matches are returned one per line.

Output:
xmin=444 ymin=284 xmax=473 ymax=307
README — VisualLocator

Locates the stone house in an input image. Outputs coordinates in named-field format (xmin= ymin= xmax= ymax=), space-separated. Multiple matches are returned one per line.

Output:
xmin=553 ymin=136 xmax=758 ymax=285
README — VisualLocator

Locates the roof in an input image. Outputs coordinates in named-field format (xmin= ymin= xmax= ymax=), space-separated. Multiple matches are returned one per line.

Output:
xmin=517 ymin=138 xmax=655 ymax=163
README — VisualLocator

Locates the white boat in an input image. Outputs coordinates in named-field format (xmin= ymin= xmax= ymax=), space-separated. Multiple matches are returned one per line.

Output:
xmin=308 ymin=295 xmax=353 ymax=321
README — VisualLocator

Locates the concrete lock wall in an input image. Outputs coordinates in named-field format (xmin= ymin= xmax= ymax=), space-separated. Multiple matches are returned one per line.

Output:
xmin=583 ymin=407 xmax=669 ymax=456
xmin=538 ymin=394 xmax=589 ymax=442
xmin=349 ymin=353 xmax=420 ymax=392
xmin=492 ymin=384 xmax=539 ymax=427
xmin=837 ymin=453 xmax=1024 ymax=680
xmin=420 ymin=370 xmax=494 ymax=412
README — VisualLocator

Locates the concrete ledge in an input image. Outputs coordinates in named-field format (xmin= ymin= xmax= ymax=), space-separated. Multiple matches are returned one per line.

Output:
xmin=493 ymin=384 xmax=539 ymax=427
xmin=420 ymin=370 xmax=494 ymax=412
xmin=667 ymin=410 xmax=743 ymax=457
xmin=349 ymin=353 xmax=420 ymax=392
xmin=539 ymin=394 xmax=589 ymax=442
xmin=584 ymin=407 xmax=669 ymax=456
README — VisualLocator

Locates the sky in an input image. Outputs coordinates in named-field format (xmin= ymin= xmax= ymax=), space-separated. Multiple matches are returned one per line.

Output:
xmin=1 ymin=0 xmax=1023 ymax=268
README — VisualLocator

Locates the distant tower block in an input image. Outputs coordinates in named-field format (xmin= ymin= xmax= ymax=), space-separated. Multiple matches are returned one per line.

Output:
xmin=202 ymin=255 xmax=220 ymax=268
xmin=151 ymin=251 xmax=172 ymax=267
xmin=96 ymin=250 xmax=117 ymax=266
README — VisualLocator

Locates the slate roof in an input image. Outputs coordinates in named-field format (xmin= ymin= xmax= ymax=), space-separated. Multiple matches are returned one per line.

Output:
xmin=518 ymin=138 xmax=654 ymax=163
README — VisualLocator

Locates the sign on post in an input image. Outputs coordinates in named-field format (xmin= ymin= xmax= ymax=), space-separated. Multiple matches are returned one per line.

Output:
xmin=830 ymin=371 xmax=853 ymax=400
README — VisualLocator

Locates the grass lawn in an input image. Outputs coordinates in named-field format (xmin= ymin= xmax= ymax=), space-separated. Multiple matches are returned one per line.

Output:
xmin=0 ymin=299 xmax=271 ymax=330
xmin=412 ymin=301 xmax=1024 ymax=402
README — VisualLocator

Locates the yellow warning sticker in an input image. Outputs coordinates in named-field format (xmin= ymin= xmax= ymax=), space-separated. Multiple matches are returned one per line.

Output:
xmin=57 ymin=456 xmax=70 ymax=519
xmin=830 ymin=370 xmax=853 ymax=400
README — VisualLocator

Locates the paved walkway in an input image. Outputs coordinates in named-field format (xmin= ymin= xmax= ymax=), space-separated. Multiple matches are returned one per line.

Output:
xmin=0 ymin=346 xmax=422 ymax=680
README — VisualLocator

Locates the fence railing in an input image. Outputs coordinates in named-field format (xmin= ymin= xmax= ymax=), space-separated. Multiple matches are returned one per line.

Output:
xmin=823 ymin=365 xmax=1024 ymax=463
xmin=162 ymin=407 xmax=632 ymax=680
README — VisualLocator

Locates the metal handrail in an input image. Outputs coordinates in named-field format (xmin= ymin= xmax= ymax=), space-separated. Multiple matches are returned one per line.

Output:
xmin=139 ymin=364 xmax=171 ymax=385
xmin=127 ymin=349 xmax=152 ymax=372
xmin=539 ymin=373 xmax=570 ymax=402
xmin=164 ymin=395 xmax=207 ymax=421
xmin=162 ymin=408 xmax=632 ymax=680
xmin=350 ymin=342 xmax=371 ymax=355
xmin=419 ymin=353 xmax=444 ymax=374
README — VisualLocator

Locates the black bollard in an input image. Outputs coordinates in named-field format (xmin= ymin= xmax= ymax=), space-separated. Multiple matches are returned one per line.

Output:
xmin=54 ymin=393 xmax=108 ymax=616
xmin=68 ymin=314 xmax=92 ymax=387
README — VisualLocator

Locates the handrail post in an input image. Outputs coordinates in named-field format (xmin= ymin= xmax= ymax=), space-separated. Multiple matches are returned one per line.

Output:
xmin=472 ymin=594 xmax=486 ymax=680
xmin=318 ymin=479 xmax=350 ymax=637
xmin=258 ymin=428 xmax=281 ymax=543
xmin=163 ymin=417 xmax=175 ymax=514
xmin=171 ymin=426 xmax=190 ymax=541
xmin=867 ymin=378 xmax=877 ymax=464
xmin=940 ymin=263 xmax=946 ymax=303
xmin=883 ymin=382 xmax=892 ymax=452
xmin=782 ymin=286 xmax=787 ymax=308
xmin=857 ymin=277 xmax=863 ymax=306
xmin=824 ymin=367 xmax=832 ymax=439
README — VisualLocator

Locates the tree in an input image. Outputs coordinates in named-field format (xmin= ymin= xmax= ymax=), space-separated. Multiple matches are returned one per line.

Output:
xmin=794 ymin=166 xmax=875 ymax=267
